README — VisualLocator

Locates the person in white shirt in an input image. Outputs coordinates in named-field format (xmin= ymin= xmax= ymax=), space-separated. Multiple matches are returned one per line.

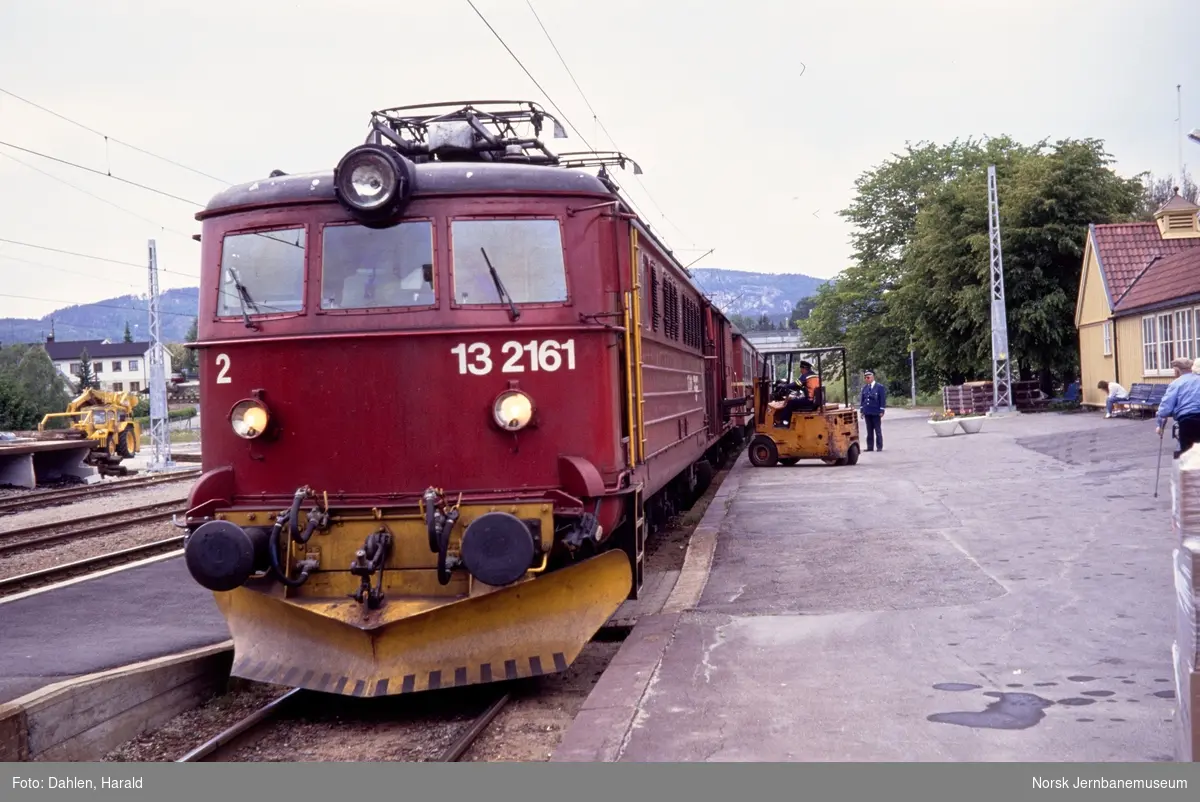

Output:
xmin=1098 ymin=380 xmax=1128 ymax=418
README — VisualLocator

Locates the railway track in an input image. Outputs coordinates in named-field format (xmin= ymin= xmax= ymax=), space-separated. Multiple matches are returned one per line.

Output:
xmin=176 ymin=689 xmax=513 ymax=763
xmin=0 ymin=536 xmax=184 ymax=597
xmin=0 ymin=500 xmax=185 ymax=556
xmin=0 ymin=469 xmax=199 ymax=516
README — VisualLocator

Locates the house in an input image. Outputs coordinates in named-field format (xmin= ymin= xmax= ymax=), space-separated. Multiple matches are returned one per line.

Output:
xmin=1075 ymin=191 xmax=1200 ymax=407
xmin=43 ymin=335 xmax=173 ymax=395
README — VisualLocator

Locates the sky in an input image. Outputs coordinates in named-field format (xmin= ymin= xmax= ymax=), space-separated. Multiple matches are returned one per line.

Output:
xmin=0 ymin=0 xmax=1197 ymax=323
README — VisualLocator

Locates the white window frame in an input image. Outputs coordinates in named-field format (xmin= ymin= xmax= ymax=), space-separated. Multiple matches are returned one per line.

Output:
xmin=1143 ymin=315 xmax=1160 ymax=375
xmin=1142 ymin=310 xmax=1197 ymax=377
xmin=1102 ymin=320 xmax=1113 ymax=356
xmin=1175 ymin=309 xmax=1194 ymax=361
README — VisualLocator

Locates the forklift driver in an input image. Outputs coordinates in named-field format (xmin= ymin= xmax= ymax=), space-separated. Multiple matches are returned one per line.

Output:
xmin=774 ymin=361 xmax=822 ymax=427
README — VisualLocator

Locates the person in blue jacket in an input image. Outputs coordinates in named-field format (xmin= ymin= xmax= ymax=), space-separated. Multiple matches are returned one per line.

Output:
xmin=859 ymin=369 xmax=887 ymax=452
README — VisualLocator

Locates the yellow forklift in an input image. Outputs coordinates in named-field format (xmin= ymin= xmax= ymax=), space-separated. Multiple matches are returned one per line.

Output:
xmin=38 ymin=388 xmax=142 ymax=475
xmin=746 ymin=346 xmax=860 ymax=467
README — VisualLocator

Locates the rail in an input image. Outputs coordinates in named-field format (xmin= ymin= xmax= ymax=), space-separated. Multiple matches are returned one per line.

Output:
xmin=175 ymin=689 xmax=511 ymax=763
xmin=0 ymin=501 xmax=185 ymax=556
xmin=0 ymin=470 xmax=198 ymax=516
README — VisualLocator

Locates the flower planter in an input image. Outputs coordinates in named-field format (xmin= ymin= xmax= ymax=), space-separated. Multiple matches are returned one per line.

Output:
xmin=957 ymin=416 xmax=985 ymax=434
xmin=928 ymin=419 xmax=959 ymax=437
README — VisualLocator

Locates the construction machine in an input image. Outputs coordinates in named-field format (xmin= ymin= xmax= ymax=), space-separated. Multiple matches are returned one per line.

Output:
xmin=38 ymin=388 xmax=142 ymax=475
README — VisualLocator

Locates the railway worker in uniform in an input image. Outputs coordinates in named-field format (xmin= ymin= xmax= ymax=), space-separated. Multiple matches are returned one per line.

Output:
xmin=859 ymin=369 xmax=887 ymax=452
xmin=1156 ymin=357 xmax=1200 ymax=458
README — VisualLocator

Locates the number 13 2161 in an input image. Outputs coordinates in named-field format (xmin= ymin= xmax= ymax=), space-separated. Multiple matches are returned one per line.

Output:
xmin=451 ymin=339 xmax=576 ymax=375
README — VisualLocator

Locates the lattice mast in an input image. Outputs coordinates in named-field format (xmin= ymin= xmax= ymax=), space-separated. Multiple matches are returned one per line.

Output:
xmin=147 ymin=240 xmax=173 ymax=470
xmin=987 ymin=166 xmax=1014 ymax=413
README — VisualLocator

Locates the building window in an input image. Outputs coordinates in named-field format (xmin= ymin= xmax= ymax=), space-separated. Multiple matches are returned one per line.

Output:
xmin=1175 ymin=309 xmax=1194 ymax=361
xmin=112 ymin=382 xmax=124 ymax=392
xmin=69 ymin=362 xmax=80 ymax=374
xmin=130 ymin=382 xmax=140 ymax=392
xmin=1143 ymin=315 xmax=1159 ymax=374
xmin=1102 ymin=321 xmax=1113 ymax=356
xmin=128 ymin=359 xmax=139 ymax=371
xmin=1158 ymin=313 xmax=1175 ymax=369
xmin=111 ymin=361 xmax=122 ymax=372
xmin=93 ymin=362 xmax=102 ymax=375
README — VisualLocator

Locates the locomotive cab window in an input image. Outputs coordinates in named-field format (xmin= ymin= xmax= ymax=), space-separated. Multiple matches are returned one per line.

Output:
xmin=451 ymin=219 xmax=568 ymax=306
xmin=320 ymin=222 xmax=435 ymax=310
xmin=217 ymin=228 xmax=307 ymax=317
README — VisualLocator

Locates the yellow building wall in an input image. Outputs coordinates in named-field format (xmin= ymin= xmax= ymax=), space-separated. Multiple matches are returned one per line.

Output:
xmin=1078 ymin=322 xmax=1113 ymax=407
xmin=1114 ymin=315 xmax=1173 ymax=388
xmin=1076 ymin=247 xmax=1112 ymax=326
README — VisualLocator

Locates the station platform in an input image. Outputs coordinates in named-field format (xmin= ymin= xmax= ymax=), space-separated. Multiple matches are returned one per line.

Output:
xmin=554 ymin=408 xmax=1181 ymax=762
xmin=0 ymin=438 xmax=97 ymax=489
xmin=0 ymin=555 xmax=229 ymax=704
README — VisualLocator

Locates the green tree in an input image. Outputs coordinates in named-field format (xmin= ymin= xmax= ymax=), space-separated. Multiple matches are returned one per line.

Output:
xmin=76 ymin=348 xmax=98 ymax=390
xmin=0 ymin=344 xmax=71 ymax=429
xmin=1136 ymin=170 xmax=1198 ymax=220
xmin=182 ymin=317 xmax=199 ymax=373
xmin=123 ymin=320 xmax=133 ymax=342
xmin=803 ymin=134 xmax=1145 ymax=395
xmin=0 ymin=378 xmax=38 ymax=430
xmin=789 ymin=295 xmax=818 ymax=326
xmin=901 ymin=137 xmax=1143 ymax=390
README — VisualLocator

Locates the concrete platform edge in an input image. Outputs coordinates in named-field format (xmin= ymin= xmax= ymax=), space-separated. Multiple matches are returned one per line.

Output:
xmin=0 ymin=640 xmax=232 ymax=761
xmin=551 ymin=455 xmax=747 ymax=762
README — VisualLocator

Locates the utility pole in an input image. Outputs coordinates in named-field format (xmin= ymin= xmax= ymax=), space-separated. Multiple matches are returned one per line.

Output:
xmin=1179 ymin=85 xmax=1186 ymax=189
xmin=147 ymin=239 xmax=173 ymax=471
xmin=910 ymin=335 xmax=917 ymax=406
xmin=987 ymin=165 xmax=1014 ymax=414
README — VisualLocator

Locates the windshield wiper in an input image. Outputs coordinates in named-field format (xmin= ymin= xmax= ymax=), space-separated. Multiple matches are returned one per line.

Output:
xmin=480 ymin=247 xmax=520 ymax=322
xmin=226 ymin=266 xmax=261 ymax=330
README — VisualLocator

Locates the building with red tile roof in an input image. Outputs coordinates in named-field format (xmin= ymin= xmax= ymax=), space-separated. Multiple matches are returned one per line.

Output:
xmin=1075 ymin=191 xmax=1200 ymax=407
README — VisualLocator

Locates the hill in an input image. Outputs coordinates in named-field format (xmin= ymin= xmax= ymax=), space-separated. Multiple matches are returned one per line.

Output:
xmin=1 ymin=287 xmax=199 ymax=345
xmin=0 ymin=267 xmax=827 ymax=344
xmin=689 ymin=268 xmax=826 ymax=325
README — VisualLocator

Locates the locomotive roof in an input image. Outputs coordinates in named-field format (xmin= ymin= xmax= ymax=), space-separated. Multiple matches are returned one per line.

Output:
xmin=196 ymin=161 xmax=616 ymax=220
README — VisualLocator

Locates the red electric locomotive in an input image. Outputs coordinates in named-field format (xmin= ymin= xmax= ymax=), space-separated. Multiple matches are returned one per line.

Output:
xmin=181 ymin=101 xmax=762 ymax=697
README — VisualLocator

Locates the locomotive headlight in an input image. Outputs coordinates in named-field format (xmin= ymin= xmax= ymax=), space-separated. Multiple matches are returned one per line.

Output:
xmin=493 ymin=390 xmax=534 ymax=431
xmin=338 ymin=150 xmax=395 ymax=210
xmin=333 ymin=144 xmax=415 ymax=225
xmin=230 ymin=400 xmax=270 ymax=439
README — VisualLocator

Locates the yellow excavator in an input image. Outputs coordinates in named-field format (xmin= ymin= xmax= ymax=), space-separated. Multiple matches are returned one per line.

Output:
xmin=38 ymin=388 xmax=141 ymax=475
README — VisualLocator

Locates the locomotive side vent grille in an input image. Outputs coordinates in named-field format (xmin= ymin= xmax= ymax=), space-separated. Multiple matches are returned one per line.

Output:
xmin=649 ymin=262 xmax=661 ymax=332
xmin=682 ymin=296 xmax=702 ymax=349
xmin=663 ymin=279 xmax=680 ymax=340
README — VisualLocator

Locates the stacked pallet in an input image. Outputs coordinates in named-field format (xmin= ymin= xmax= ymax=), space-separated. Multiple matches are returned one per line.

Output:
xmin=1173 ymin=450 xmax=1200 ymax=761
xmin=941 ymin=380 xmax=1053 ymax=413
xmin=1012 ymin=380 xmax=1049 ymax=411
xmin=942 ymin=382 xmax=992 ymax=415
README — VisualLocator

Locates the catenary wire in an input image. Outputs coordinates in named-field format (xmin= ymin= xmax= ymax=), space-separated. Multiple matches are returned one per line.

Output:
xmin=463 ymin=0 xmax=660 ymax=240
xmin=0 ymin=150 xmax=198 ymax=240
xmin=0 ymin=139 xmax=202 ymax=206
xmin=0 ymin=86 xmax=230 ymax=184
xmin=523 ymin=0 xmax=694 ymax=247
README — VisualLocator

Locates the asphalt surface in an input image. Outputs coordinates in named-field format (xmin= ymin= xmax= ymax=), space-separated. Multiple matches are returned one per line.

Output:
xmin=612 ymin=408 xmax=1181 ymax=761
xmin=0 ymin=556 xmax=228 ymax=703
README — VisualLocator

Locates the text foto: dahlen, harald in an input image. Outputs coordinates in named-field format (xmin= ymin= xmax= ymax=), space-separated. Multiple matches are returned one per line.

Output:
xmin=12 ymin=776 xmax=144 ymax=790
xmin=1033 ymin=776 xmax=1187 ymax=790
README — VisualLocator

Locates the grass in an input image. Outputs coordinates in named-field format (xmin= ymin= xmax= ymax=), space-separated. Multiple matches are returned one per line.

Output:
xmin=139 ymin=429 xmax=201 ymax=445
